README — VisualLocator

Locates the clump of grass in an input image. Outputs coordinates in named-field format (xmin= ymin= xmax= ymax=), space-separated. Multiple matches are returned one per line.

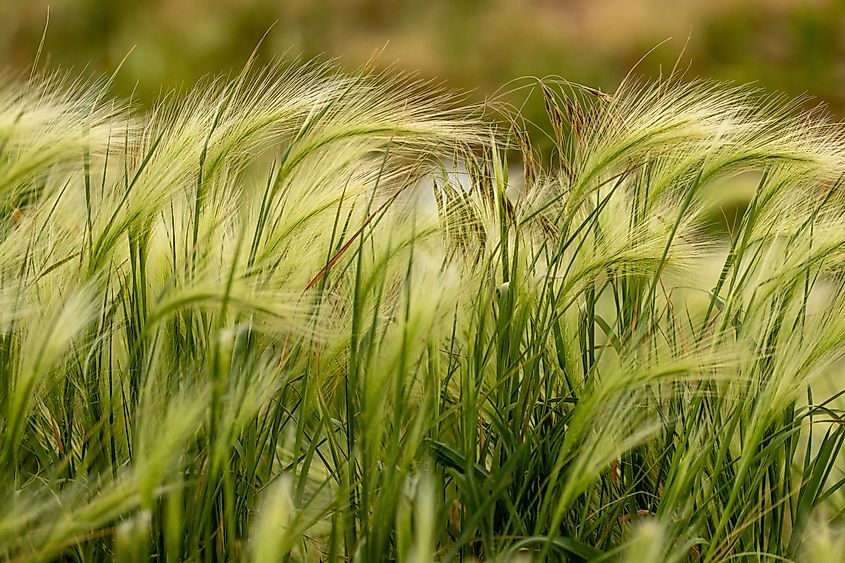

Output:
xmin=0 ymin=61 xmax=843 ymax=562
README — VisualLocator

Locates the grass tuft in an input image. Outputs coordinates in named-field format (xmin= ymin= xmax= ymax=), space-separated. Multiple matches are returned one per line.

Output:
xmin=0 ymin=63 xmax=843 ymax=561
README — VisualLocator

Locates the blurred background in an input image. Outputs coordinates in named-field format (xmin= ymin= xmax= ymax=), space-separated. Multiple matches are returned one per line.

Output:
xmin=1 ymin=0 xmax=844 ymax=116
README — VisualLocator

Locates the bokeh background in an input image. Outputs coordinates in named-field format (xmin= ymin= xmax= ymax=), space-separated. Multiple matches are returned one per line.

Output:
xmin=2 ymin=0 xmax=844 ymax=118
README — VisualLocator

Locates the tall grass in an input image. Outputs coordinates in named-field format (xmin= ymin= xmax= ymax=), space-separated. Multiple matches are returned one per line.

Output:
xmin=0 ymin=61 xmax=843 ymax=561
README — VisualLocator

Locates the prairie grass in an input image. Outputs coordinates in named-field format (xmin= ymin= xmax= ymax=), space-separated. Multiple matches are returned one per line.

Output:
xmin=0 ymin=61 xmax=844 ymax=562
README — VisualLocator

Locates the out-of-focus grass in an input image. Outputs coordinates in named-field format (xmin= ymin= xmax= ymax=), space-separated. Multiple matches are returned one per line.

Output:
xmin=3 ymin=0 xmax=845 ymax=116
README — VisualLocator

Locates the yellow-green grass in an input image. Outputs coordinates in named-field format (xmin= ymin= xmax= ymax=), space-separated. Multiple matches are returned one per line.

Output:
xmin=0 ymin=62 xmax=844 ymax=561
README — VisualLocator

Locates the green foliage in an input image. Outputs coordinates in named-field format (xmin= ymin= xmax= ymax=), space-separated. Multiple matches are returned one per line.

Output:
xmin=0 ymin=62 xmax=843 ymax=562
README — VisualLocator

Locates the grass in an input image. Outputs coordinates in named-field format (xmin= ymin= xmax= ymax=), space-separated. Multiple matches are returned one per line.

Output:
xmin=0 ymin=60 xmax=844 ymax=561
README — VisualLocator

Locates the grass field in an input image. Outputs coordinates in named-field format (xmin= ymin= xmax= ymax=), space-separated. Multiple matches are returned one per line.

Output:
xmin=1 ymin=60 xmax=844 ymax=561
